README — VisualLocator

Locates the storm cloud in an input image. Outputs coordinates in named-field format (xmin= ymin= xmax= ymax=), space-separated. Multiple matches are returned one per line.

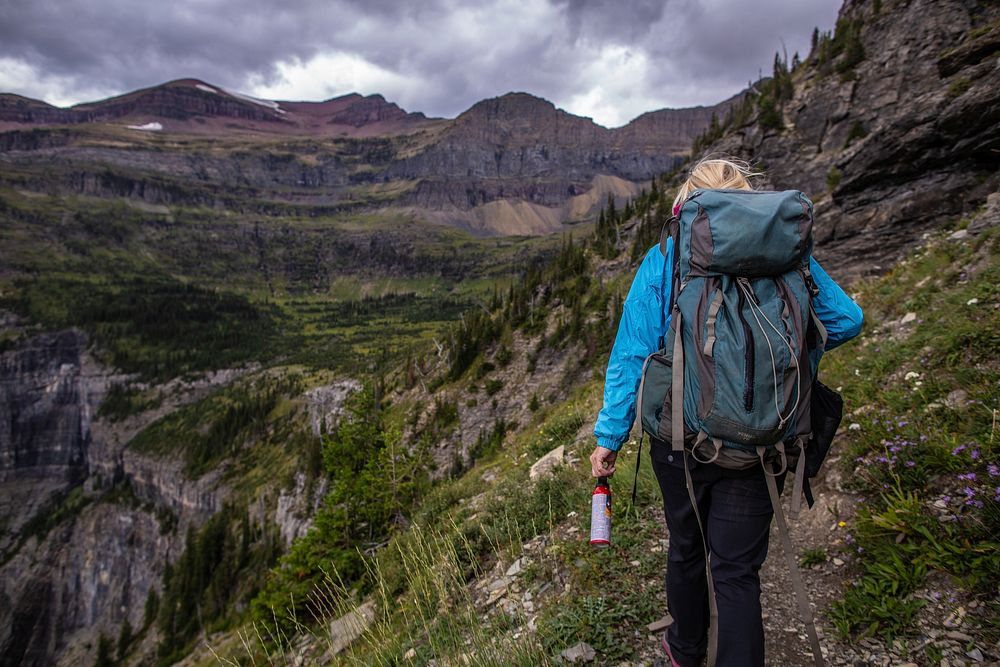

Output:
xmin=0 ymin=0 xmax=840 ymax=127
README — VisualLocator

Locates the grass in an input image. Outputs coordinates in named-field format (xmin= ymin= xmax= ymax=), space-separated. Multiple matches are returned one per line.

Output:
xmin=205 ymin=366 xmax=672 ymax=665
xmin=822 ymin=225 xmax=1000 ymax=642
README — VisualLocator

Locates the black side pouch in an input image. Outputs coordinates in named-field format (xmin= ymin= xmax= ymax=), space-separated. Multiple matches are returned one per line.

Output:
xmin=806 ymin=379 xmax=844 ymax=479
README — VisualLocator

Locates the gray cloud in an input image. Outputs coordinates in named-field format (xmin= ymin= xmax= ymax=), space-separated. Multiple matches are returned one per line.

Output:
xmin=0 ymin=0 xmax=841 ymax=126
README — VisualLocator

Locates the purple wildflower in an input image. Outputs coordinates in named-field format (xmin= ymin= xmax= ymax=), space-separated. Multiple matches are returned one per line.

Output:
xmin=958 ymin=472 xmax=977 ymax=482
xmin=952 ymin=444 xmax=966 ymax=456
xmin=988 ymin=464 xmax=999 ymax=477
xmin=905 ymin=461 xmax=916 ymax=468
xmin=970 ymin=449 xmax=980 ymax=460
xmin=963 ymin=486 xmax=976 ymax=497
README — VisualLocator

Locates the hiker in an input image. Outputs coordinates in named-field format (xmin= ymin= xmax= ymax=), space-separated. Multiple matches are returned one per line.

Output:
xmin=589 ymin=156 xmax=863 ymax=667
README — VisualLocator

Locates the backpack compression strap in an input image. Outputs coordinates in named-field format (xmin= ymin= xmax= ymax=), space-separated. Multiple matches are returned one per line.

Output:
xmin=759 ymin=447 xmax=826 ymax=667
xmin=682 ymin=449 xmax=719 ymax=667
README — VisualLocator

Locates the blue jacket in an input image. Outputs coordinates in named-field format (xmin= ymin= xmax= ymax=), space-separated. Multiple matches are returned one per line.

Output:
xmin=594 ymin=240 xmax=864 ymax=452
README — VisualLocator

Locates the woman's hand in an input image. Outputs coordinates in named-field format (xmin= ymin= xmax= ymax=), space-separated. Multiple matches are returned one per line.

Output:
xmin=589 ymin=446 xmax=618 ymax=478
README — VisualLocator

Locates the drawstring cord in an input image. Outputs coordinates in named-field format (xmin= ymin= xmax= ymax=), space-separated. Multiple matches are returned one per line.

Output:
xmin=736 ymin=279 xmax=801 ymax=428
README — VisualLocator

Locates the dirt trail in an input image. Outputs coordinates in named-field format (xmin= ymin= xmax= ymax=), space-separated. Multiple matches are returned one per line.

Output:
xmin=631 ymin=446 xmax=997 ymax=666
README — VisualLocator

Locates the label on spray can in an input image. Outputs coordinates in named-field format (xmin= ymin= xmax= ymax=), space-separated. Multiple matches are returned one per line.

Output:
xmin=590 ymin=476 xmax=611 ymax=547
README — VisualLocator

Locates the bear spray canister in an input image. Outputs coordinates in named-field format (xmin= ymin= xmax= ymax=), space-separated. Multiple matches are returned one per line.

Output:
xmin=590 ymin=476 xmax=612 ymax=547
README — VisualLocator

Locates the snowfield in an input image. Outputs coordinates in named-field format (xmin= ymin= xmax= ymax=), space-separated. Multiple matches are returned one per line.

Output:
xmin=222 ymin=88 xmax=284 ymax=113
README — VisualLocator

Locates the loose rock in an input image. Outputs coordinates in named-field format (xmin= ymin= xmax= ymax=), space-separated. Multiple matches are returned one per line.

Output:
xmin=560 ymin=641 xmax=597 ymax=663
xmin=648 ymin=615 xmax=673 ymax=632
xmin=530 ymin=445 xmax=565 ymax=480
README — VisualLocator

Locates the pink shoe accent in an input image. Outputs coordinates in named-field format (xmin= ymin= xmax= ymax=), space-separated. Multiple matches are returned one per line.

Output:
xmin=661 ymin=635 xmax=682 ymax=667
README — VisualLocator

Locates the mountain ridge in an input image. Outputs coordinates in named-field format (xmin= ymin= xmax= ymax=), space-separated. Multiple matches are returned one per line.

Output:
xmin=0 ymin=77 xmax=734 ymax=136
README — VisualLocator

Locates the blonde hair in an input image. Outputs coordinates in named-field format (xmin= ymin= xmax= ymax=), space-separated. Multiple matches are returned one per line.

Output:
xmin=672 ymin=155 xmax=762 ymax=213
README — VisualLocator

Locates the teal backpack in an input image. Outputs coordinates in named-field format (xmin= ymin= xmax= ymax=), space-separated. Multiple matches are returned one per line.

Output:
xmin=637 ymin=188 xmax=829 ymax=667
xmin=638 ymin=188 xmax=827 ymax=476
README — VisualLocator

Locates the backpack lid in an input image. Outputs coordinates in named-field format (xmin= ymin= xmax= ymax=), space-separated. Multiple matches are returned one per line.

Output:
xmin=677 ymin=189 xmax=813 ymax=278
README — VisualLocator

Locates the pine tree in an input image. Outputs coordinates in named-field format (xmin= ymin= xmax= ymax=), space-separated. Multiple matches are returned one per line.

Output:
xmin=94 ymin=633 xmax=114 ymax=667
xmin=116 ymin=620 xmax=133 ymax=662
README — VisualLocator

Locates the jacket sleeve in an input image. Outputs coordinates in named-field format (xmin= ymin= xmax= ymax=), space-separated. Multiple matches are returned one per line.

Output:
xmin=809 ymin=257 xmax=864 ymax=350
xmin=593 ymin=243 xmax=672 ymax=451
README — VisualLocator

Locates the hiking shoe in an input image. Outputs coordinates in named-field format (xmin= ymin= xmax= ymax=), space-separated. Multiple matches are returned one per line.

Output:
xmin=661 ymin=634 xmax=682 ymax=667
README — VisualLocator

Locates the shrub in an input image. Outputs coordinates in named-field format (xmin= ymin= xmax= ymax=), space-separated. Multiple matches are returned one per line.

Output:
xmin=827 ymin=166 xmax=843 ymax=191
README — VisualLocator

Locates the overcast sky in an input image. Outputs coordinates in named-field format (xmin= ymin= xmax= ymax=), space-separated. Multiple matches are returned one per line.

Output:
xmin=0 ymin=0 xmax=841 ymax=128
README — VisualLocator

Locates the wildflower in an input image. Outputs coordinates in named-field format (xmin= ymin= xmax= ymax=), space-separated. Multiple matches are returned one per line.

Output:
xmin=958 ymin=472 xmax=977 ymax=482
xmin=963 ymin=486 xmax=976 ymax=497
xmin=898 ymin=420 xmax=908 ymax=427
xmin=995 ymin=486 xmax=1000 ymax=503
xmin=905 ymin=460 xmax=916 ymax=467
xmin=989 ymin=464 xmax=1000 ymax=477
xmin=941 ymin=495 xmax=951 ymax=503
xmin=838 ymin=521 xmax=847 ymax=528
xmin=919 ymin=435 xmax=928 ymax=442
xmin=965 ymin=499 xmax=984 ymax=508
xmin=845 ymin=533 xmax=854 ymax=544
xmin=952 ymin=444 xmax=966 ymax=456
xmin=970 ymin=449 xmax=980 ymax=460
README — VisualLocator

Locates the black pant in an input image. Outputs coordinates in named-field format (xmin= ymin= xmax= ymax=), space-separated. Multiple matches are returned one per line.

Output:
xmin=649 ymin=438 xmax=783 ymax=667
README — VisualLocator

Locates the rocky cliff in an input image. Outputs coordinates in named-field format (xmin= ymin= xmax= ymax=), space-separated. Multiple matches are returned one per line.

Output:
xmin=702 ymin=0 xmax=1000 ymax=279
xmin=0 ymin=322 xmax=320 ymax=667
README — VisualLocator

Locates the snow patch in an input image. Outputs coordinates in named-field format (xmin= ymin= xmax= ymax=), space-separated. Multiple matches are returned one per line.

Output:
xmin=195 ymin=84 xmax=217 ymax=94
xmin=126 ymin=122 xmax=163 ymax=131
xmin=221 ymin=87 xmax=283 ymax=113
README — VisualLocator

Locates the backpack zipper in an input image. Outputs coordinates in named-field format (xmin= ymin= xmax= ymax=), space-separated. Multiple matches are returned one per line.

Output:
xmin=737 ymin=278 xmax=755 ymax=413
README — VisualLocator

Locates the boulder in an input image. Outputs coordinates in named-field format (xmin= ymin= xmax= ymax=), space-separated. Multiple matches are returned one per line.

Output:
xmin=529 ymin=445 xmax=565 ymax=480
xmin=327 ymin=600 xmax=376 ymax=655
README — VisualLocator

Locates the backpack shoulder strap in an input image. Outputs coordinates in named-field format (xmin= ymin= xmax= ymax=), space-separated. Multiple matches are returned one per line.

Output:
xmin=657 ymin=216 xmax=680 ymax=349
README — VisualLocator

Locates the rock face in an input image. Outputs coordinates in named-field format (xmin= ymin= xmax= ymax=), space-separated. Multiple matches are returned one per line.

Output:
xmin=1 ymin=502 xmax=179 ymax=667
xmin=0 ymin=328 xmax=242 ymax=666
xmin=705 ymin=0 xmax=1000 ymax=279
xmin=0 ymin=319 xmax=363 ymax=667
xmin=0 ymin=330 xmax=99 ymax=550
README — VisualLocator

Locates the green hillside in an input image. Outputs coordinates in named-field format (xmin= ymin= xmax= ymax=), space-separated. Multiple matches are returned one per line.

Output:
xmin=178 ymin=186 xmax=999 ymax=667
